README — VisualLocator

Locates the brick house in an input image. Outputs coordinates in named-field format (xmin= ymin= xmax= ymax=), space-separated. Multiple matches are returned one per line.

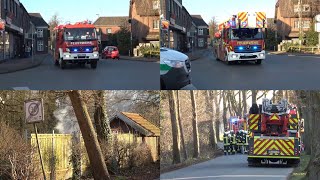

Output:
xmin=275 ymin=0 xmax=320 ymax=41
xmin=129 ymin=0 xmax=160 ymax=46
xmin=93 ymin=16 xmax=129 ymax=48
xmin=0 ymin=0 xmax=31 ymax=60
xmin=191 ymin=15 xmax=209 ymax=49
xmin=29 ymin=13 xmax=49 ymax=54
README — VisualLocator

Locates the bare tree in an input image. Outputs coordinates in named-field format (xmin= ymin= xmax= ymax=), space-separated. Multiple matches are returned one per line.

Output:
xmin=68 ymin=90 xmax=110 ymax=180
xmin=168 ymin=91 xmax=181 ymax=164
xmin=190 ymin=91 xmax=200 ymax=158
xmin=176 ymin=91 xmax=188 ymax=160
xmin=206 ymin=91 xmax=217 ymax=149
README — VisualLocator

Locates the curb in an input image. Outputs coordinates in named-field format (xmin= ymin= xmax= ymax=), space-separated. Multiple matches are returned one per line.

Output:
xmin=119 ymin=56 xmax=159 ymax=62
xmin=0 ymin=54 xmax=50 ymax=74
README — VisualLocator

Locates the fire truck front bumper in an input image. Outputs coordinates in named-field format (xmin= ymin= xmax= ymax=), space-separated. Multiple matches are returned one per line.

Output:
xmin=228 ymin=51 xmax=266 ymax=61
xmin=62 ymin=52 xmax=100 ymax=62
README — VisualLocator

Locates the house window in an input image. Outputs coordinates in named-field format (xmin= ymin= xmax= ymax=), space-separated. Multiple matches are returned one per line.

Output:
xmin=294 ymin=20 xmax=310 ymax=29
xmin=37 ymin=40 xmax=44 ymax=51
xmin=198 ymin=38 xmax=204 ymax=47
xmin=37 ymin=29 xmax=43 ymax=38
xmin=107 ymin=28 xmax=112 ymax=34
xmin=4 ymin=0 xmax=7 ymax=9
xmin=152 ymin=0 xmax=160 ymax=10
xmin=198 ymin=28 xmax=203 ymax=35
xmin=294 ymin=4 xmax=311 ymax=13
xmin=153 ymin=20 xmax=160 ymax=29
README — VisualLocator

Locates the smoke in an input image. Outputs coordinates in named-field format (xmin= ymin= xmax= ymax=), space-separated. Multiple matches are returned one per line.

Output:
xmin=53 ymin=98 xmax=80 ymax=134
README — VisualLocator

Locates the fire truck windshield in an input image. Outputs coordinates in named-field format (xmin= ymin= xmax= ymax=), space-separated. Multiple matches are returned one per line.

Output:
xmin=231 ymin=28 xmax=263 ymax=40
xmin=64 ymin=28 xmax=97 ymax=41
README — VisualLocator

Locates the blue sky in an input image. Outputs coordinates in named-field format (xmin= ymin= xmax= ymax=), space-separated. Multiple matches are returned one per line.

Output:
xmin=183 ymin=0 xmax=277 ymax=24
xmin=20 ymin=0 xmax=130 ymax=24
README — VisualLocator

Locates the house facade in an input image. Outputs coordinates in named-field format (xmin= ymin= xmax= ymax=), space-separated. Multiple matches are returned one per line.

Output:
xmin=29 ymin=13 xmax=49 ymax=54
xmin=161 ymin=0 xmax=209 ymax=51
xmin=0 ymin=0 xmax=32 ymax=60
xmin=275 ymin=0 xmax=320 ymax=41
xmin=192 ymin=15 xmax=209 ymax=49
xmin=93 ymin=16 xmax=129 ymax=48
xmin=129 ymin=0 xmax=160 ymax=46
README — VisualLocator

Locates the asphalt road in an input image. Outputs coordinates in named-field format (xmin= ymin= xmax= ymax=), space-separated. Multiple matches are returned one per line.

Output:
xmin=0 ymin=55 xmax=159 ymax=90
xmin=160 ymin=155 xmax=293 ymax=180
xmin=190 ymin=50 xmax=320 ymax=90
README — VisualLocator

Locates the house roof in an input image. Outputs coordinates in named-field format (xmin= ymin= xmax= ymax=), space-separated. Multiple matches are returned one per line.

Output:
xmin=132 ymin=0 xmax=159 ymax=16
xmin=191 ymin=15 xmax=208 ymax=27
xmin=29 ymin=13 xmax=48 ymax=27
xmin=94 ymin=16 xmax=129 ymax=27
xmin=110 ymin=112 xmax=160 ymax=137
xmin=275 ymin=0 xmax=314 ymax=18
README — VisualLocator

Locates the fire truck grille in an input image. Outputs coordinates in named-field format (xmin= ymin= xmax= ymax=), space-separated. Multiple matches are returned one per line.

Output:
xmin=234 ymin=45 xmax=262 ymax=53
xmin=70 ymin=47 xmax=94 ymax=53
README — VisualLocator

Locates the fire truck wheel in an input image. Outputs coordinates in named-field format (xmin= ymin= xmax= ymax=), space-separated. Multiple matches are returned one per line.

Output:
xmin=227 ymin=61 xmax=234 ymax=65
xmin=255 ymin=59 xmax=262 ymax=65
xmin=54 ymin=59 xmax=59 ymax=66
xmin=59 ymin=59 xmax=66 ymax=69
xmin=91 ymin=61 xmax=97 ymax=69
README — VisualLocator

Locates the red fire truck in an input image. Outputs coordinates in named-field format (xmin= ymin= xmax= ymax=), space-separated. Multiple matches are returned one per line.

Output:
xmin=53 ymin=21 xmax=99 ymax=69
xmin=247 ymin=99 xmax=301 ymax=166
xmin=214 ymin=12 xmax=267 ymax=65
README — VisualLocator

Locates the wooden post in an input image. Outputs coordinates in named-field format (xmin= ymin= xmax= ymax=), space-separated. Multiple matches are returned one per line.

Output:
xmin=34 ymin=124 xmax=46 ymax=180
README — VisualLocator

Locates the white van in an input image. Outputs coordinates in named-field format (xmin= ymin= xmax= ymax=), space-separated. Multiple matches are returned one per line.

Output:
xmin=160 ymin=48 xmax=191 ymax=89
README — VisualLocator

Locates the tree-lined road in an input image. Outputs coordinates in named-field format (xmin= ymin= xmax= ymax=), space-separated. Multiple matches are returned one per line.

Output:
xmin=160 ymin=155 xmax=293 ymax=180
xmin=189 ymin=50 xmax=320 ymax=90
xmin=0 ymin=55 xmax=159 ymax=90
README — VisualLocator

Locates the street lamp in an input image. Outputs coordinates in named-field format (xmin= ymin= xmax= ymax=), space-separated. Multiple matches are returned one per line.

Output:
xmin=128 ymin=18 xmax=133 ymax=57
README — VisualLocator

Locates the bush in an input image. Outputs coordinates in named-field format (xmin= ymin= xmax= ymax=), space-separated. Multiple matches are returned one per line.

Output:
xmin=306 ymin=29 xmax=318 ymax=46
xmin=139 ymin=46 xmax=160 ymax=58
xmin=100 ymin=136 xmax=153 ymax=173
xmin=0 ymin=122 xmax=40 ymax=179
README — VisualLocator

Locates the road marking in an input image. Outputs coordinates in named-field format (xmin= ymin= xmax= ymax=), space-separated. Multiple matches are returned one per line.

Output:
xmin=13 ymin=87 xmax=30 ymax=90
xmin=288 ymin=55 xmax=296 ymax=57
xmin=161 ymin=175 xmax=287 ymax=180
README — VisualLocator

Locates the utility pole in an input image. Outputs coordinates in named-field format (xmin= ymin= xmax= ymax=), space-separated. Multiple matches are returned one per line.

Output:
xmin=298 ymin=0 xmax=303 ymax=50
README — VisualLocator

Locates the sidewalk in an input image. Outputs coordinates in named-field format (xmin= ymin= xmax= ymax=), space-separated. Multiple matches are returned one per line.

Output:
xmin=185 ymin=48 xmax=211 ymax=61
xmin=0 ymin=54 xmax=50 ymax=74
xmin=120 ymin=55 xmax=159 ymax=62
xmin=268 ymin=51 xmax=320 ymax=56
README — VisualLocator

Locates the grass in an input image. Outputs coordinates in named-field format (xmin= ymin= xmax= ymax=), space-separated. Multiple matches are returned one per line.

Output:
xmin=288 ymin=152 xmax=310 ymax=180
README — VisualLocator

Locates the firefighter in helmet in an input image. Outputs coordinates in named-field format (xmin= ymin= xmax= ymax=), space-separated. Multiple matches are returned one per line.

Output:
xmin=223 ymin=131 xmax=231 ymax=155
xmin=230 ymin=130 xmax=236 ymax=155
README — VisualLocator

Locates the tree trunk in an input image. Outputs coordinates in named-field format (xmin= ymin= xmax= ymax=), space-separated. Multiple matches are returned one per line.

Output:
xmin=176 ymin=91 xmax=188 ymax=160
xmin=222 ymin=91 xmax=228 ymax=130
xmin=206 ymin=91 xmax=217 ymax=150
xmin=68 ymin=91 xmax=110 ymax=180
xmin=251 ymin=90 xmax=257 ymax=105
xmin=94 ymin=90 xmax=112 ymax=143
xmin=168 ymin=91 xmax=181 ymax=164
xmin=190 ymin=91 xmax=200 ymax=158
xmin=242 ymin=90 xmax=247 ymax=118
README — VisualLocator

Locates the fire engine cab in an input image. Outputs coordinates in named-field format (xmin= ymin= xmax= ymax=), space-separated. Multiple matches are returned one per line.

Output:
xmin=53 ymin=21 xmax=100 ymax=69
xmin=214 ymin=12 xmax=267 ymax=65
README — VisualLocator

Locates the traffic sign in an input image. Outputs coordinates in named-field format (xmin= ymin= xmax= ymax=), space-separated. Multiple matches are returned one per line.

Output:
xmin=25 ymin=99 xmax=44 ymax=124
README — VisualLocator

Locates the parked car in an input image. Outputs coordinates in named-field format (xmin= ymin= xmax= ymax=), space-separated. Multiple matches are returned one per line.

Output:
xmin=102 ymin=46 xmax=120 ymax=59
xmin=160 ymin=47 xmax=191 ymax=90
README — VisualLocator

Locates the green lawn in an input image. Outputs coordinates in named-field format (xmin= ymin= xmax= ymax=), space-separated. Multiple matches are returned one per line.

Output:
xmin=288 ymin=153 xmax=310 ymax=180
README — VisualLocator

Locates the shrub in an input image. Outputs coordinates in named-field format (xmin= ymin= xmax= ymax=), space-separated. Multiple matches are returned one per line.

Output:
xmin=0 ymin=122 xmax=40 ymax=179
xmin=139 ymin=46 xmax=160 ymax=58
